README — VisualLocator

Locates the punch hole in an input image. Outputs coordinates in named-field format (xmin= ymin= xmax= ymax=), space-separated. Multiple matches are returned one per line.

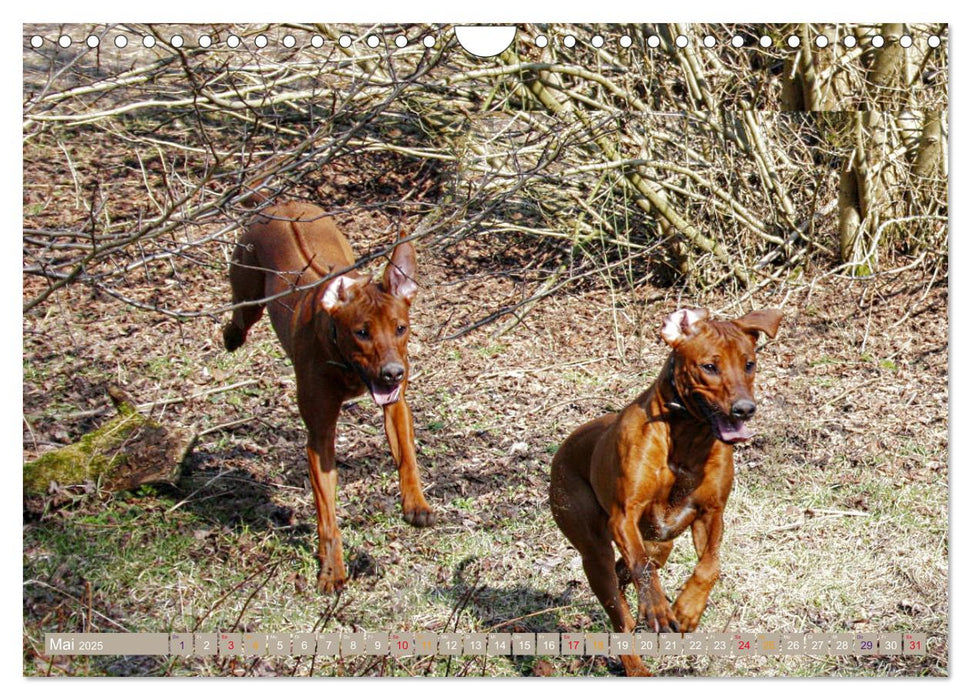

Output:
xmin=170 ymin=35 xmax=184 ymax=48
xmin=759 ymin=35 xmax=772 ymax=48
xmin=787 ymin=35 xmax=800 ymax=48
xmin=255 ymin=35 xmax=268 ymax=49
xmin=366 ymin=35 xmax=380 ymax=48
xmin=899 ymin=35 xmax=913 ymax=48
xmin=283 ymin=35 xmax=297 ymax=48
xmin=563 ymin=35 xmax=576 ymax=48
xmin=30 ymin=35 xmax=43 ymax=48
xmin=646 ymin=35 xmax=659 ymax=49
xmin=731 ymin=35 xmax=744 ymax=48
xmin=675 ymin=35 xmax=688 ymax=48
xmin=454 ymin=26 xmax=516 ymax=57
xmin=928 ymin=35 xmax=941 ymax=48
xmin=619 ymin=35 xmax=633 ymax=48
xmin=871 ymin=35 xmax=885 ymax=48
xmin=703 ymin=35 xmax=716 ymax=48
xmin=815 ymin=35 xmax=829 ymax=48
xmin=58 ymin=35 xmax=72 ymax=48
xmin=843 ymin=35 xmax=857 ymax=48
xmin=198 ymin=35 xmax=212 ymax=48
xmin=394 ymin=35 xmax=407 ymax=48
xmin=535 ymin=35 xmax=548 ymax=48
xmin=115 ymin=35 xmax=128 ymax=48
xmin=339 ymin=35 xmax=352 ymax=48
xmin=142 ymin=35 xmax=156 ymax=48
xmin=227 ymin=35 xmax=241 ymax=49
xmin=591 ymin=35 xmax=604 ymax=48
xmin=311 ymin=35 xmax=324 ymax=48
xmin=423 ymin=35 xmax=436 ymax=48
xmin=86 ymin=35 xmax=100 ymax=48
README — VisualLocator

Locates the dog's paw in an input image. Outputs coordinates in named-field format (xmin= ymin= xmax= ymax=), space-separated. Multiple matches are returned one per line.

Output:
xmin=672 ymin=600 xmax=703 ymax=632
xmin=316 ymin=572 xmax=347 ymax=594
xmin=614 ymin=653 xmax=653 ymax=677
xmin=316 ymin=557 xmax=347 ymax=594
xmin=222 ymin=323 xmax=246 ymax=352
xmin=622 ymin=659 xmax=653 ymax=677
xmin=637 ymin=615 xmax=679 ymax=634
xmin=403 ymin=506 xmax=436 ymax=528
xmin=637 ymin=597 xmax=680 ymax=633
xmin=673 ymin=612 xmax=700 ymax=632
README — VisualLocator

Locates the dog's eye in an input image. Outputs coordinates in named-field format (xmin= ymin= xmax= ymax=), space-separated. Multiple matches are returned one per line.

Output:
xmin=396 ymin=324 xmax=408 ymax=336
xmin=354 ymin=328 xmax=370 ymax=340
xmin=701 ymin=363 xmax=719 ymax=375
xmin=745 ymin=360 xmax=756 ymax=373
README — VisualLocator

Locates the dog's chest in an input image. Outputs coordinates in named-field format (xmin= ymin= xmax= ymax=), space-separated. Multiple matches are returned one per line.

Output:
xmin=639 ymin=464 xmax=707 ymax=541
xmin=640 ymin=497 xmax=697 ymax=542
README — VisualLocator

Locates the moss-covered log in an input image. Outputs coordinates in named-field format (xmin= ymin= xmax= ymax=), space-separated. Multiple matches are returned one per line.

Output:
xmin=24 ymin=388 xmax=196 ymax=496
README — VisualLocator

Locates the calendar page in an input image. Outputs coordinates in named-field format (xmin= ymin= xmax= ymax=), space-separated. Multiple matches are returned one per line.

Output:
xmin=22 ymin=18 xmax=948 ymax=679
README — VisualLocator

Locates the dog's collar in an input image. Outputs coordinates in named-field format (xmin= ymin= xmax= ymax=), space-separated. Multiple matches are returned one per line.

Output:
xmin=665 ymin=365 xmax=687 ymax=412
xmin=326 ymin=319 xmax=357 ymax=376
xmin=665 ymin=367 xmax=719 ymax=428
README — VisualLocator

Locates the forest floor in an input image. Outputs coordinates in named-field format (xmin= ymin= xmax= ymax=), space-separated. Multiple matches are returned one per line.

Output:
xmin=23 ymin=142 xmax=948 ymax=677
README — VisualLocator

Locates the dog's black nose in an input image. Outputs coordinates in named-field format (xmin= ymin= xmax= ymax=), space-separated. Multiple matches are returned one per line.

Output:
xmin=731 ymin=399 xmax=756 ymax=420
xmin=380 ymin=362 xmax=405 ymax=386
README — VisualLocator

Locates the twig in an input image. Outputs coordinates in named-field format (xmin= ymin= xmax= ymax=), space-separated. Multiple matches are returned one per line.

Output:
xmin=191 ymin=561 xmax=281 ymax=633
xmin=822 ymin=376 xmax=883 ymax=407
xmin=230 ymin=561 xmax=281 ymax=632
xmin=479 ymin=357 xmax=609 ymax=381
xmin=165 ymin=469 xmax=233 ymax=514
xmin=764 ymin=511 xmax=871 ymax=534
xmin=47 ymin=379 xmax=260 ymax=422
xmin=23 ymin=579 xmax=130 ymax=632
xmin=198 ymin=416 xmax=257 ymax=437
xmin=143 ymin=380 xmax=260 ymax=410
xmin=486 ymin=604 xmax=579 ymax=631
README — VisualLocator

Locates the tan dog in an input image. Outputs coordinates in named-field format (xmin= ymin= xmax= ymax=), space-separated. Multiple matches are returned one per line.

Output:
xmin=550 ymin=308 xmax=782 ymax=676
xmin=224 ymin=199 xmax=434 ymax=593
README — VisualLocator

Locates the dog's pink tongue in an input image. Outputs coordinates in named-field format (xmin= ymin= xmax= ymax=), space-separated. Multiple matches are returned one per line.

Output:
xmin=713 ymin=415 xmax=755 ymax=444
xmin=370 ymin=385 xmax=401 ymax=407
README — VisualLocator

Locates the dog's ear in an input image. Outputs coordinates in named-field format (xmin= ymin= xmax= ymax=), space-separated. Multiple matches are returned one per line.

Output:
xmin=320 ymin=275 xmax=362 ymax=313
xmin=661 ymin=308 xmax=709 ymax=346
xmin=383 ymin=238 xmax=418 ymax=303
xmin=734 ymin=308 xmax=783 ymax=341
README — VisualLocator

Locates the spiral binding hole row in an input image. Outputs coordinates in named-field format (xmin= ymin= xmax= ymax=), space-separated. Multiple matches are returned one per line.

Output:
xmin=27 ymin=31 xmax=943 ymax=52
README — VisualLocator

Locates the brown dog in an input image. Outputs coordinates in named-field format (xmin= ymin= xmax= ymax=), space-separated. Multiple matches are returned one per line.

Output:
xmin=224 ymin=199 xmax=434 ymax=593
xmin=550 ymin=308 xmax=782 ymax=676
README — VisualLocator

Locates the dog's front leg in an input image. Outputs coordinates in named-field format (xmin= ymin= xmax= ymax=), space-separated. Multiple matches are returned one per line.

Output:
xmin=303 ymin=397 xmax=347 ymax=594
xmin=610 ymin=511 xmax=680 ymax=632
xmin=672 ymin=509 xmax=724 ymax=631
xmin=383 ymin=395 xmax=435 ymax=527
